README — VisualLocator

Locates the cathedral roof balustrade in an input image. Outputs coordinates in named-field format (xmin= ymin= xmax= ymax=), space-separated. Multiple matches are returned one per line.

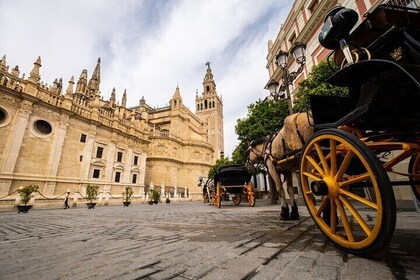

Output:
xmin=0 ymin=55 xmax=150 ymax=142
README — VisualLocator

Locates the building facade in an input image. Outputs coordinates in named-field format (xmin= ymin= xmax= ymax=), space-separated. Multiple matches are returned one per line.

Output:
xmin=0 ymin=56 xmax=220 ymax=202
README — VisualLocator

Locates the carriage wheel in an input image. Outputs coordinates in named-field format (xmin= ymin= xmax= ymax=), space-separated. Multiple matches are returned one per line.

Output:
xmin=300 ymin=129 xmax=396 ymax=256
xmin=213 ymin=183 xmax=221 ymax=208
xmin=232 ymin=195 xmax=241 ymax=205
xmin=243 ymin=182 xmax=255 ymax=207
xmin=409 ymin=153 xmax=420 ymax=202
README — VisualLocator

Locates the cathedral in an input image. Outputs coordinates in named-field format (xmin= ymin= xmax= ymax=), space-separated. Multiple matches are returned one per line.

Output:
xmin=0 ymin=55 xmax=224 ymax=203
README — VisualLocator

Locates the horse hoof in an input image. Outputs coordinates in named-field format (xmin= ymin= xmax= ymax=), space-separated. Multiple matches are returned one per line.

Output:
xmin=290 ymin=212 xmax=299 ymax=220
xmin=280 ymin=211 xmax=289 ymax=220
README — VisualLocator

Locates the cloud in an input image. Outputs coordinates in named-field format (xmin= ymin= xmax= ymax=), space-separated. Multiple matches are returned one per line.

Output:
xmin=0 ymin=0 xmax=292 ymax=157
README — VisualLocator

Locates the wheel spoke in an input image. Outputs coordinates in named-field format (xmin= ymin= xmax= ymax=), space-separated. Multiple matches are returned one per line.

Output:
xmin=303 ymin=171 xmax=322 ymax=181
xmin=335 ymin=198 xmax=355 ymax=242
xmin=339 ymin=173 xmax=370 ymax=187
xmin=335 ymin=150 xmax=354 ymax=181
xmin=316 ymin=196 xmax=329 ymax=217
xmin=339 ymin=195 xmax=372 ymax=236
xmin=330 ymin=139 xmax=337 ymax=176
xmin=315 ymin=142 xmax=330 ymax=175
xmin=339 ymin=188 xmax=377 ymax=210
xmin=306 ymin=155 xmax=325 ymax=176
xmin=331 ymin=199 xmax=337 ymax=234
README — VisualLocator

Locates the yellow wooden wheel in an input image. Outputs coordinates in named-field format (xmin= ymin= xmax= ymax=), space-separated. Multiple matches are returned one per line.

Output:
xmin=232 ymin=195 xmax=241 ymax=205
xmin=409 ymin=153 xmax=420 ymax=202
xmin=213 ymin=183 xmax=221 ymax=208
xmin=243 ymin=182 xmax=255 ymax=207
xmin=300 ymin=129 xmax=396 ymax=256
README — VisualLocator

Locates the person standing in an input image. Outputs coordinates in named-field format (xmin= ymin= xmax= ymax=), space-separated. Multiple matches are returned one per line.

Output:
xmin=64 ymin=191 xmax=70 ymax=209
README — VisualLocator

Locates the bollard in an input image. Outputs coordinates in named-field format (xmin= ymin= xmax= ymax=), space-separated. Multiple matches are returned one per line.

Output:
xmin=72 ymin=191 xmax=79 ymax=207
xmin=105 ymin=191 xmax=110 ymax=205
xmin=98 ymin=191 xmax=103 ymax=205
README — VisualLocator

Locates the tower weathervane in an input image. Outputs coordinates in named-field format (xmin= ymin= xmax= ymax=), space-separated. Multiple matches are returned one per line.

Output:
xmin=205 ymin=61 xmax=211 ymax=68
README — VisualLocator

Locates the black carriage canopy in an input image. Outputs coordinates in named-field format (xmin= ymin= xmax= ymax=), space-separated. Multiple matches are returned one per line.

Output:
xmin=213 ymin=164 xmax=251 ymax=189
xmin=311 ymin=4 xmax=420 ymax=131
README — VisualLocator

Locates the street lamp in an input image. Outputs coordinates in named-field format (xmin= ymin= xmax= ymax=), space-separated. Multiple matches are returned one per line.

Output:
xmin=268 ymin=42 xmax=306 ymax=115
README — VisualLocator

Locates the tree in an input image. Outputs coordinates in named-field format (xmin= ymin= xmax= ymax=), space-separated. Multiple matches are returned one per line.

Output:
xmin=235 ymin=99 xmax=289 ymax=142
xmin=233 ymin=98 xmax=290 ymax=163
xmin=293 ymin=59 xmax=348 ymax=113
xmin=231 ymin=141 xmax=247 ymax=164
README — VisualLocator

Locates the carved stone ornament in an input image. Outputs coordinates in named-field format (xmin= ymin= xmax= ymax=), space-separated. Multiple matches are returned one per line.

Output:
xmin=18 ymin=100 xmax=33 ymax=118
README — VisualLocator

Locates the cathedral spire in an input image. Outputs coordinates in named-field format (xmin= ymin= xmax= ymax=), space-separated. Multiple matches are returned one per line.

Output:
xmin=202 ymin=61 xmax=216 ymax=95
xmin=122 ymin=89 xmax=127 ymax=108
xmin=172 ymin=85 xmax=182 ymax=99
xmin=110 ymin=87 xmax=116 ymax=107
xmin=75 ymin=69 xmax=88 ymax=95
xmin=0 ymin=55 xmax=6 ymax=71
xmin=170 ymin=85 xmax=182 ymax=110
xmin=87 ymin=57 xmax=101 ymax=99
xmin=29 ymin=56 xmax=41 ymax=83
xmin=66 ymin=76 xmax=75 ymax=96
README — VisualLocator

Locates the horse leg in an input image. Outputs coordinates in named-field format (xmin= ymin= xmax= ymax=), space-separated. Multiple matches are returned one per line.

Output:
xmin=266 ymin=159 xmax=289 ymax=219
xmin=287 ymin=172 xmax=299 ymax=220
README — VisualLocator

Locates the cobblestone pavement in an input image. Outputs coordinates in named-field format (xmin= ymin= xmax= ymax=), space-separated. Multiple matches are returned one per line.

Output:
xmin=0 ymin=200 xmax=419 ymax=280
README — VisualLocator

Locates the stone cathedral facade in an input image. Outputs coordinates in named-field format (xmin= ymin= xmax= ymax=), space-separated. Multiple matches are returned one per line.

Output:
xmin=0 ymin=55 xmax=224 ymax=202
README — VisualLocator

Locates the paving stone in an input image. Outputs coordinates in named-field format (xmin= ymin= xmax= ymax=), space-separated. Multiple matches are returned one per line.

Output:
xmin=0 ymin=201 xmax=418 ymax=280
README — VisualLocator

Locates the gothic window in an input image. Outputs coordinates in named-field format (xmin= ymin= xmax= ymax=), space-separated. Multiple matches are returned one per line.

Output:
xmin=200 ymin=104 xmax=203 ymax=110
xmin=80 ymin=134 xmax=86 ymax=143
xmin=212 ymin=101 xmax=215 ymax=108
xmin=96 ymin=147 xmax=104 ymax=158
xmin=197 ymin=104 xmax=200 ymax=111
xmin=204 ymin=100 xmax=208 ymax=109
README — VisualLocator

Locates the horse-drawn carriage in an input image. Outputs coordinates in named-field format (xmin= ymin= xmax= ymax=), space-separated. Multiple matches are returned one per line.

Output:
xmin=246 ymin=4 xmax=420 ymax=256
xmin=301 ymin=4 xmax=420 ymax=256
xmin=204 ymin=164 xmax=255 ymax=208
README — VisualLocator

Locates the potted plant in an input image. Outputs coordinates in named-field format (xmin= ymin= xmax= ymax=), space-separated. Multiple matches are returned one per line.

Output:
xmin=17 ymin=185 xmax=39 ymax=213
xmin=86 ymin=184 xmax=100 ymax=209
xmin=122 ymin=186 xmax=134 ymax=207
xmin=149 ymin=189 xmax=160 ymax=204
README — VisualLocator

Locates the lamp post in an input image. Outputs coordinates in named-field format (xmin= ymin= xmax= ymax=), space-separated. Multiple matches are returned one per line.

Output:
xmin=267 ymin=42 xmax=306 ymax=115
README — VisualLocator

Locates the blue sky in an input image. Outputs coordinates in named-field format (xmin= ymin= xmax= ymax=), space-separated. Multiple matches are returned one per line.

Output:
xmin=0 ymin=0 xmax=293 ymax=157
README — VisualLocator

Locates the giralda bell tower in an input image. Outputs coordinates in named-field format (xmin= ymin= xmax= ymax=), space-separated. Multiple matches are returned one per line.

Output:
xmin=195 ymin=62 xmax=224 ymax=161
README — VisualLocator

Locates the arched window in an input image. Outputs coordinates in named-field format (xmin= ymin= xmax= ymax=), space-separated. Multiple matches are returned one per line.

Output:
xmin=197 ymin=104 xmax=200 ymax=111
xmin=204 ymin=100 xmax=208 ymax=109
xmin=206 ymin=86 xmax=210 ymax=92
xmin=212 ymin=101 xmax=215 ymax=108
